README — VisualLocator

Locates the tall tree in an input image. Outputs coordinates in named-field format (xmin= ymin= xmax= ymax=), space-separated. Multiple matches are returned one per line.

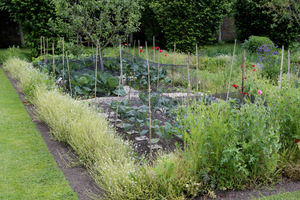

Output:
xmin=234 ymin=0 xmax=299 ymax=47
xmin=52 ymin=0 xmax=142 ymax=50
xmin=0 ymin=0 xmax=57 ymax=56
xmin=148 ymin=0 xmax=231 ymax=53
xmin=264 ymin=0 xmax=299 ymax=27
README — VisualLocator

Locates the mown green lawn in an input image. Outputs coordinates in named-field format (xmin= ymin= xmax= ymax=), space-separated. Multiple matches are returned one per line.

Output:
xmin=0 ymin=67 xmax=77 ymax=200
xmin=258 ymin=190 xmax=300 ymax=200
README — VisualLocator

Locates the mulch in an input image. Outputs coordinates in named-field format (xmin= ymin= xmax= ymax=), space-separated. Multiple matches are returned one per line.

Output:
xmin=4 ymin=69 xmax=300 ymax=200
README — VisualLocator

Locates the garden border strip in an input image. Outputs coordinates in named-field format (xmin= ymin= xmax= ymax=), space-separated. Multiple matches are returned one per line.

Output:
xmin=1 ymin=66 xmax=103 ymax=200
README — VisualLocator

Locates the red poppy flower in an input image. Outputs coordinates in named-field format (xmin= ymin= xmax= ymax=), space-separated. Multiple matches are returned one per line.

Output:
xmin=156 ymin=47 xmax=159 ymax=50
xmin=244 ymin=92 xmax=248 ymax=96
xmin=244 ymin=77 xmax=246 ymax=79
xmin=274 ymin=131 xmax=276 ymax=133
xmin=140 ymin=49 xmax=143 ymax=52
xmin=252 ymin=65 xmax=255 ymax=67
xmin=179 ymin=155 xmax=183 ymax=159
xmin=240 ymin=65 xmax=243 ymax=68
xmin=152 ymin=47 xmax=154 ymax=49
xmin=160 ymin=50 xmax=162 ymax=53
xmin=253 ymin=69 xmax=256 ymax=72
xmin=296 ymin=139 xmax=299 ymax=143
xmin=178 ymin=174 xmax=182 ymax=179
xmin=22 ymin=101 xmax=26 ymax=104
xmin=232 ymin=84 xmax=238 ymax=89
xmin=124 ymin=43 xmax=127 ymax=46
xmin=165 ymin=54 xmax=167 ymax=57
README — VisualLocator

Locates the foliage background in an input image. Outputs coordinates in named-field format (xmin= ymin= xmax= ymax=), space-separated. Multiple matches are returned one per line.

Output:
xmin=233 ymin=0 xmax=300 ymax=47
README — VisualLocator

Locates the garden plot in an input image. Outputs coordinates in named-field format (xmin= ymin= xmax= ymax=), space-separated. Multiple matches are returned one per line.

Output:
xmin=83 ymin=87 xmax=222 ymax=158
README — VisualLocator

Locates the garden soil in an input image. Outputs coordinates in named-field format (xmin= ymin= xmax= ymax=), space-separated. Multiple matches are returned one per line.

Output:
xmin=4 ymin=69 xmax=300 ymax=200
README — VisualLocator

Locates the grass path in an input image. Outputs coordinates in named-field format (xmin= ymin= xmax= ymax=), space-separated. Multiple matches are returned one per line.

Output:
xmin=0 ymin=67 xmax=78 ymax=200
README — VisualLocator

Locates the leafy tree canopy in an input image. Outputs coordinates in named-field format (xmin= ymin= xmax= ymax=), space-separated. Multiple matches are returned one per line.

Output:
xmin=147 ymin=0 xmax=232 ymax=53
xmin=0 ymin=0 xmax=57 ymax=56
xmin=52 ymin=0 xmax=143 ymax=50
xmin=233 ymin=0 xmax=299 ymax=47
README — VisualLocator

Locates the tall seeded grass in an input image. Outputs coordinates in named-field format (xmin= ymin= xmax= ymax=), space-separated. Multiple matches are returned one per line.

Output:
xmin=3 ymin=58 xmax=55 ymax=102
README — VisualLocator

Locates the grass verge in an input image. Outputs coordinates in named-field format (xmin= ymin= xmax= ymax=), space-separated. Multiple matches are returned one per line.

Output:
xmin=0 ymin=67 xmax=77 ymax=200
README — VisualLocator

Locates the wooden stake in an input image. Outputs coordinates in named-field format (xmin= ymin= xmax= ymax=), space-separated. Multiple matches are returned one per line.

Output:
xmin=62 ymin=37 xmax=65 ymax=89
xmin=241 ymin=50 xmax=245 ymax=103
xmin=43 ymin=37 xmax=46 ymax=65
xmin=157 ymin=48 xmax=160 ymax=91
xmin=66 ymin=51 xmax=72 ymax=97
xmin=40 ymin=36 xmax=43 ymax=58
xmin=187 ymin=52 xmax=191 ymax=102
xmin=173 ymin=42 xmax=176 ymax=86
xmin=95 ymin=40 xmax=98 ymax=100
xmin=146 ymin=41 xmax=152 ymax=158
xmin=196 ymin=44 xmax=199 ymax=92
xmin=129 ymin=40 xmax=136 ymax=100
xmin=153 ymin=36 xmax=155 ymax=63
xmin=46 ymin=38 xmax=49 ymax=65
xmin=226 ymin=39 xmax=237 ymax=101
xmin=52 ymin=42 xmax=55 ymax=77
xmin=288 ymin=49 xmax=290 ymax=88
xmin=115 ymin=40 xmax=123 ymax=128
xmin=138 ymin=40 xmax=140 ymax=57
xmin=279 ymin=45 xmax=284 ymax=89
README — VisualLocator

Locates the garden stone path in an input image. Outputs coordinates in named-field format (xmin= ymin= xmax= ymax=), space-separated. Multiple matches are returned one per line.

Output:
xmin=4 ymin=68 xmax=300 ymax=200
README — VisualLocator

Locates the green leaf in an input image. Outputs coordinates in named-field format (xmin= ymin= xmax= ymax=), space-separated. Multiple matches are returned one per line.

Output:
xmin=141 ymin=129 xmax=148 ymax=135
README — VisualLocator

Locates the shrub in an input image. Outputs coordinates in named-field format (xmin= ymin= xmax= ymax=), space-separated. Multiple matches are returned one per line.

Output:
xmin=242 ymin=36 xmax=274 ymax=53
xmin=177 ymin=98 xmax=281 ymax=190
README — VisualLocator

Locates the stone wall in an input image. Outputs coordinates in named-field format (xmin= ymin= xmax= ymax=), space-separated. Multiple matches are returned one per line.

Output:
xmin=0 ymin=10 xmax=22 ymax=48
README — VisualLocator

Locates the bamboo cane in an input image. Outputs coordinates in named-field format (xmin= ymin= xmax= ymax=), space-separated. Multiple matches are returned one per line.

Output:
xmin=288 ymin=50 xmax=290 ymax=88
xmin=157 ymin=48 xmax=160 ymax=91
xmin=66 ymin=51 xmax=72 ymax=97
xmin=196 ymin=44 xmax=199 ymax=92
xmin=241 ymin=50 xmax=245 ymax=103
xmin=226 ymin=39 xmax=237 ymax=101
xmin=52 ymin=42 xmax=55 ymax=77
xmin=43 ymin=37 xmax=45 ymax=65
xmin=173 ymin=42 xmax=176 ymax=86
xmin=62 ymin=37 xmax=65 ymax=89
xmin=115 ymin=40 xmax=123 ymax=128
xmin=40 ymin=36 xmax=42 ymax=58
xmin=46 ymin=38 xmax=48 ymax=65
xmin=279 ymin=45 xmax=284 ymax=89
xmin=146 ymin=41 xmax=152 ymax=158
xmin=95 ymin=40 xmax=98 ymax=100
xmin=187 ymin=52 xmax=190 ymax=102
xmin=153 ymin=36 xmax=155 ymax=64
xmin=138 ymin=40 xmax=140 ymax=57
